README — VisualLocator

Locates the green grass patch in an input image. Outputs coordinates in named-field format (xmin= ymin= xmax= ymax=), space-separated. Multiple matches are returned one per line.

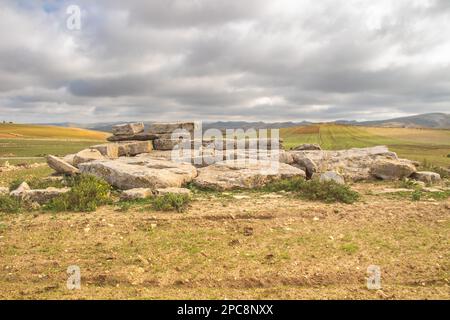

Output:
xmin=340 ymin=243 xmax=359 ymax=254
xmin=9 ymin=176 xmax=66 ymax=191
xmin=152 ymin=193 xmax=191 ymax=213
xmin=44 ymin=174 xmax=111 ymax=212
xmin=0 ymin=195 xmax=22 ymax=213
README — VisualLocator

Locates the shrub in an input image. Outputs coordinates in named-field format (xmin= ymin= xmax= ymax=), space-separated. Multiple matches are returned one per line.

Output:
xmin=44 ymin=174 xmax=111 ymax=212
xmin=263 ymin=176 xmax=305 ymax=192
xmin=296 ymin=180 xmax=360 ymax=204
xmin=8 ymin=179 xmax=22 ymax=192
xmin=264 ymin=177 xmax=360 ymax=204
xmin=411 ymin=190 xmax=422 ymax=201
xmin=396 ymin=178 xmax=421 ymax=190
xmin=152 ymin=193 xmax=191 ymax=213
xmin=0 ymin=195 xmax=22 ymax=213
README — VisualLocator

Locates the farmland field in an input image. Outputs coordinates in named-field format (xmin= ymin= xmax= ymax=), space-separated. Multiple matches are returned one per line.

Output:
xmin=0 ymin=124 xmax=449 ymax=300
xmin=281 ymin=124 xmax=450 ymax=167
xmin=0 ymin=124 xmax=108 ymax=166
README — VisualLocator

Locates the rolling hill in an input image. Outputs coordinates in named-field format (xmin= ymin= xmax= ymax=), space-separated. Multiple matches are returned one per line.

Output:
xmin=0 ymin=123 xmax=109 ymax=140
xmin=357 ymin=113 xmax=450 ymax=129
xmin=280 ymin=124 xmax=450 ymax=167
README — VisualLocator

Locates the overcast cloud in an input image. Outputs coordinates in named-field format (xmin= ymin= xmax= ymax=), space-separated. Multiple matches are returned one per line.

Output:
xmin=1 ymin=0 xmax=449 ymax=123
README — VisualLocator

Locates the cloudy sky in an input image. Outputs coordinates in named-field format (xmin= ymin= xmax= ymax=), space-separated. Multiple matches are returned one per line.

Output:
xmin=1 ymin=0 xmax=449 ymax=123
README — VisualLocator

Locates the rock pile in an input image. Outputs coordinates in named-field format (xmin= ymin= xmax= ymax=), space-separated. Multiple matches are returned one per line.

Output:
xmin=41 ymin=122 xmax=443 ymax=193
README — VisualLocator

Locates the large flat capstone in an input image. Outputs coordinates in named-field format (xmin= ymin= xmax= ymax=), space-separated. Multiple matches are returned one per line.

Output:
xmin=193 ymin=159 xmax=306 ymax=190
xmin=78 ymin=157 xmax=197 ymax=190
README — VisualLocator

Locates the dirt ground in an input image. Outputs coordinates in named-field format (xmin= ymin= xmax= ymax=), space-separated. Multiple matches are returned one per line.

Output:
xmin=0 ymin=183 xmax=449 ymax=300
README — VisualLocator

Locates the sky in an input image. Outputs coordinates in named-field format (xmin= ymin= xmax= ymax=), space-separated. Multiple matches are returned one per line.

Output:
xmin=1 ymin=0 xmax=449 ymax=123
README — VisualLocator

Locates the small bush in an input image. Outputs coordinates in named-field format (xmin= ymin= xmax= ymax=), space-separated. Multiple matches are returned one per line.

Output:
xmin=396 ymin=178 xmax=421 ymax=190
xmin=0 ymin=195 xmax=22 ymax=213
xmin=44 ymin=174 xmax=111 ymax=212
xmin=263 ymin=176 xmax=305 ymax=192
xmin=263 ymin=178 xmax=359 ymax=204
xmin=296 ymin=180 xmax=360 ymax=204
xmin=152 ymin=193 xmax=191 ymax=213
xmin=411 ymin=190 xmax=422 ymax=201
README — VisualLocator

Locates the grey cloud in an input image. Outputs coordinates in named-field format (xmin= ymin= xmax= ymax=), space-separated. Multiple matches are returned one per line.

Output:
xmin=0 ymin=0 xmax=450 ymax=123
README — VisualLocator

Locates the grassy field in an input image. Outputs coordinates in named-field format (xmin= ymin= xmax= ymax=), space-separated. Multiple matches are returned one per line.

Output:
xmin=0 ymin=124 xmax=108 ymax=166
xmin=0 ymin=123 xmax=109 ymax=140
xmin=281 ymin=124 xmax=450 ymax=167
xmin=0 ymin=184 xmax=448 ymax=299
xmin=0 ymin=124 xmax=449 ymax=299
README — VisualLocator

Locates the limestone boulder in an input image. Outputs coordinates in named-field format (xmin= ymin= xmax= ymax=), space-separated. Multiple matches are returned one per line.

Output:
xmin=13 ymin=187 xmax=70 ymax=204
xmin=112 ymin=122 xmax=144 ymax=136
xmin=78 ymin=157 xmax=197 ymax=190
xmin=47 ymin=155 xmax=79 ymax=175
xmin=62 ymin=154 xmax=76 ymax=166
xmin=411 ymin=171 xmax=441 ymax=184
xmin=148 ymin=122 xmax=196 ymax=134
xmin=120 ymin=188 xmax=153 ymax=200
xmin=290 ymin=153 xmax=317 ymax=178
xmin=293 ymin=143 xmax=321 ymax=151
xmin=370 ymin=159 xmax=417 ymax=180
xmin=118 ymin=141 xmax=153 ymax=156
xmin=91 ymin=143 xmax=119 ymax=159
xmin=153 ymin=139 xmax=184 ymax=151
xmin=73 ymin=149 xmax=105 ymax=167
xmin=318 ymin=171 xmax=345 ymax=184
xmin=107 ymin=132 xmax=158 ymax=142
xmin=290 ymin=146 xmax=400 ymax=181
xmin=9 ymin=182 xmax=31 ymax=197
xmin=193 ymin=159 xmax=306 ymax=191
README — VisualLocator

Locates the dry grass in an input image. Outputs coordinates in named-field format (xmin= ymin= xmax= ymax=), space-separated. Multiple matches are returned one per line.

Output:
xmin=0 ymin=184 xmax=448 ymax=300
xmin=0 ymin=124 xmax=109 ymax=140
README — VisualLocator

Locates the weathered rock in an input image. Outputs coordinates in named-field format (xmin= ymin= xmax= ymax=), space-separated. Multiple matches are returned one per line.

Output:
xmin=318 ymin=171 xmax=345 ymax=184
xmin=118 ymin=141 xmax=153 ymax=156
xmin=47 ymin=155 xmax=79 ymax=175
xmin=78 ymin=157 xmax=197 ymax=190
xmin=148 ymin=122 xmax=197 ymax=134
xmin=9 ymin=182 xmax=30 ymax=197
xmin=370 ymin=159 xmax=417 ymax=180
xmin=193 ymin=159 xmax=306 ymax=190
xmin=155 ymin=187 xmax=192 ymax=196
xmin=290 ymin=146 xmax=402 ymax=181
xmin=410 ymin=171 xmax=441 ymax=184
xmin=62 ymin=154 xmax=76 ymax=166
xmin=112 ymin=122 xmax=144 ymax=136
xmin=291 ymin=154 xmax=317 ymax=178
xmin=293 ymin=143 xmax=321 ymax=151
xmin=91 ymin=143 xmax=119 ymax=159
xmin=204 ymin=138 xmax=283 ymax=150
xmin=12 ymin=187 xmax=70 ymax=204
xmin=153 ymin=139 xmax=185 ymax=151
xmin=107 ymin=132 xmax=159 ymax=142
xmin=0 ymin=186 xmax=9 ymax=195
xmin=73 ymin=149 xmax=105 ymax=167
xmin=120 ymin=188 xmax=153 ymax=200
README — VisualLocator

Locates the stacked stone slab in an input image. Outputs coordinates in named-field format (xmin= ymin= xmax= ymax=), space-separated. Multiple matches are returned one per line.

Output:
xmin=149 ymin=122 xmax=197 ymax=151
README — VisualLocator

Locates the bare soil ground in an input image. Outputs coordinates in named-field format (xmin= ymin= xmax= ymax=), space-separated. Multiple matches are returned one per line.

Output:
xmin=0 ymin=183 xmax=449 ymax=300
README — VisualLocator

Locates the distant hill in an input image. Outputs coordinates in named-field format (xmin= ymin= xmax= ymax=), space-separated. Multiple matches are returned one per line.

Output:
xmin=357 ymin=113 xmax=450 ymax=129
xmin=0 ymin=123 xmax=109 ymax=140
xmin=41 ymin=113 xmax=450 ymax=132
